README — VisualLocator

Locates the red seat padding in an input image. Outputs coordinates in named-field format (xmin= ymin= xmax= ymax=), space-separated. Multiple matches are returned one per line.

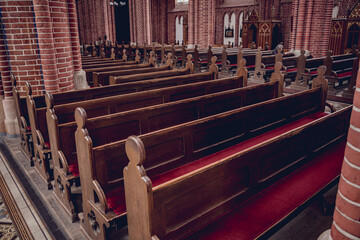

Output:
xmin=27 ymin=126 xmax=31 ymax=131
xmin=337 ymin=71 xmax=352 ymax=78
xmin=310 ymin=70 xmax=317 ymax=75
xmin=266 ymin=66 xmax=275 ymax=70
xmin=185 ymin=141 xmax=345 ymax=240
xmin=287 ymin=67 xmax=297 ymax=72
xmin=44 ymin=142 xmax=50 ymax=149
xmin=247 ymin=65 xmax=255 ymax=68
xmin=152 ymin=112 xmax=327 ymax=187
xmin=68 ymin=163 xmax=79 ymax=177
xmin=105 ymin=187 xmax=126 ymax=215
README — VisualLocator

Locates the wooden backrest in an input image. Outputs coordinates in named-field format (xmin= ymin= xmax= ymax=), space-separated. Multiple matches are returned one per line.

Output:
xmin=59 ymin=82 xmax=278 ymax=170
xmin=92 ymin=63 xmax=153 ymax=87
xmin=107 ymin=65 xmax=172 ymax=85
xmin=91 ymin=88 xmax=323 ymax=191
xmin=124 ymin=106 xmax=351 ymax=240
xmin=109 ymin=68 xmax=189 ymax=85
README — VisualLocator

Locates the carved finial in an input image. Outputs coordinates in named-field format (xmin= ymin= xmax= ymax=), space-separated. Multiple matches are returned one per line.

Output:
xmin=149 ymin=51 xmax=156 ymax=66
xmin=25 ymin=81 xmax=32 ymax=96
xmin=166 ymin=53 xmax=173 ymax=69
xmin=111 ymin=48 xmax=115 ymax=60
xmin=45 ymin=92 xmax=54 ymax=110
xmin=236 ymin=58 xmax=248 ymax=86
xmin=100 ymin=47 xmax=105 ymax=58
xmin=271 ymin=62 xmax=285 ymax=97
xmin=122 ymin=49 xmax=127 ymax=61
xmin=209 ymin=56 xmax=219 ymax=79
xmin=135 ymin=49 xmax=141 ymax=63
xmin=75 ymin=107 xmax=87 ymax=130
xmin=312 ymin=65 xmax=328 ymax=110
xmin=125 ymin=136 xmax=146 ymax=166
xmin=185 ymin=54 xmax=194 ymax=73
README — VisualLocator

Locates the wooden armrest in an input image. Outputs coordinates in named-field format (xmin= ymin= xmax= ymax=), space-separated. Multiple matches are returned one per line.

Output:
xmin=92 ymin=180 xmax=110 ymax=213
xmin=261 ymin=63 xmax=266 ymax=69
xmin=304 ymin=68 xmax=310 ymax=74
xmin=35 ymin=130 xmax=46 ymax=150
xmin=331 ymin=70 xmax=338 ymax=78
xmin=326 ymin=102 xmax=336 ymax=113
xmin=20 ymin=116 xmax=28 ymax=131
xmin=58 ymin=151 xmax=69 ymax=175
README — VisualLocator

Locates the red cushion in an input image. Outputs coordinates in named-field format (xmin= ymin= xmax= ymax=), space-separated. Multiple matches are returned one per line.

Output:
xmin=44 ymin=142 xmax=50 ymax=149
xmin=185 ymin=141 xmax=345 ymax=240
xmin=68 ymin=163 xmax=79 ymax=177
xmin=266 ymin=66 xmax=275 ymax=70
xmin=151 ymin=112 xmax=328 ymax=187
xmin=247 ymin=65 xmax=255 ymax=68
xmin=310 ymin=70 xmax=317 ymax=75
xmin=337 ymin=71 xmax=352 ymax=78
xmin=105 ymin=187 xmax=126 ymax=215
xmin=27 ymin=126 xmax=31 ymax=131
xmin=287 ymin=67 xmax=297 ymax=72
xmin=201 ymin=61 xmax=208 ymax=64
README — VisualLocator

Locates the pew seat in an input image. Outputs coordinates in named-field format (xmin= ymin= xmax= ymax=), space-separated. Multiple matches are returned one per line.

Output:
xmin=185 ymin=141 xmax=345 ymax=240
xmin=337 ymin=71 xmax=352 ymax=78
xmin=150 ymin=112 xmax=328 ymax=187
xmin=102 ymin=112 xmax=328 ymax=219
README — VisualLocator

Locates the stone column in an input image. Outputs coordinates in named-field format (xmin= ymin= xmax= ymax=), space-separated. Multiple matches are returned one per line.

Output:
xmin=319 ymin=67 xmax=360 ymax=240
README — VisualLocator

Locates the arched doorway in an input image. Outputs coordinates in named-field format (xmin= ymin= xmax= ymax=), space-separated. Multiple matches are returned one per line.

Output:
xmin=114 ymin=0 xmax=130 ymax=43
xmin=271 ymin=24 xmax=280 ymax=49
xmin=224 ymin=13 xmax=236 ymax=46
xmin=249 ymin=24 xmax=257 ymax=45
xmin=347 ymin=23 xmax=360 ymax=48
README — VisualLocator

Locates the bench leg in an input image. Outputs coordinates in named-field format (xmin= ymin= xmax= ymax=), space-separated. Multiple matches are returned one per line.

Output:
xmin=53 ymin=168 xmax=79 ymax=222
xmin=20 ymin=131 xmax=34 ymax=166
xmin=33 ymin=146 xmax=53 ymax=190
xmin=81 ymin=207 xmax=107 ymax=240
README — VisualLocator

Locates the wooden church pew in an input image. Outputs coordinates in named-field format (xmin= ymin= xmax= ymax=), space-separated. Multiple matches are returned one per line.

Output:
xmin=124 ymin=104 xmax=351 ymax=240
xmin=82 ymin=60 xmax=129 ymax=69
xmin=50 ymin=82 xmax=278 ymax=222
xmin=109 ymin=68 xmax=191 ymax=85
xmin=91 ymin=63 xmax=154 ymax=87
xmin=29 ymin=75 xmax=244 ymax=189
xmin=20 ymin=70 xmax=210 ymax=164
xmin=74 ymin=85 xmax=331 ymax=240
xmin=96 ymin=65 xmax=174 ymax=86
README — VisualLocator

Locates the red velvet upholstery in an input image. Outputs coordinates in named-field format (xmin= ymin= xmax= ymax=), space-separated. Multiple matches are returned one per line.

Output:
xmin=27 ymin=126 xmax=31 ymax=131
xmin=185 ymin=141 xmax=345 ymax=240
xmin=68 ymin=163 xmax=79 ymax=177
xmin=105 ymin=187 xmax=126 ymax=215
xmin=337 ymin=71 xmax=352 ymax=78
xmin=151 ymin=112 xmax=327 ymax=187
xmin=44 ymin=142 xmax=50 ymax=149
xmin=266 ymin=66 xmax=275 ymax=70
xmin=103 ymin=112 xmax=327 ymax=217
xmin=310 ymin=70 xmax=317 ymax=75
xmin=287 ymin=67 xmax=297 ymax=72
xmin=247 ymin=65 xmax=255 ymax=68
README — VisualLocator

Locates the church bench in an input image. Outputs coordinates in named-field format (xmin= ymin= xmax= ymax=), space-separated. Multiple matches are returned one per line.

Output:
xmin=91 ymin=63 xmax=153 ymax=87
xmin=124 ymin=105 xmax=351 ymax=240
xmin=82 ymin=60 xmax=129 ymax=69
xmin=109 ymin=68 xmax=191 ymax=85
xmin=30 ymin=76 xmax=244 ymax=190
xmin=84 ymin=61 xmax=142 ymax=86
xmin=75 ymin=86 xmax=329 ymax=240
xmin=95 ymin=65 xmax=173 ymax=86
xmin=50 ymin=82 xmax=278 ymax=222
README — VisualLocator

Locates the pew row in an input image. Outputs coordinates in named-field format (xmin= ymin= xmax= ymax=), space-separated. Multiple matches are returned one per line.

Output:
xmin=49 ymin=82 xmax=278 ymax=222
xmin=31 ymin=75 xmax=244 ymax=190
xmin=85 ymin=62 xmax=146 ymax=86
xmin=95 ymin=65 xmax=174 ymax=87
xmin=109 ymin=68 xmax=192 ymax=85
xmin=25 ymin=72 xmax=216 ymax=187
xmin=125 ymin=105 xmax=350 ymax=240
xmin=75 ymin=86 xmax=331 ymax=240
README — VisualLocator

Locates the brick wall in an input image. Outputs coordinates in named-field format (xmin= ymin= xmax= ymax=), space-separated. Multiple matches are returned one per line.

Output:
xmin=77 ymin=0 xmax=115 ymax=45
xmin=0 ymin=0 xmax=82 ymax=96
xmin=290 ymin=0 xmax=334 ymax=57
xmin=335 ymin=0 xmax=359 ymax=18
